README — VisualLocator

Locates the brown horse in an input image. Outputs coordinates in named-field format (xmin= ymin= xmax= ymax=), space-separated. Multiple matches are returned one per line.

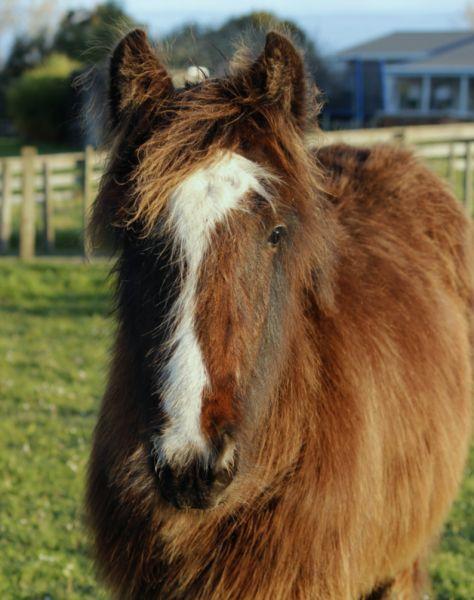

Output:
xmin=87 ymin=29 xmax=473 ymax=599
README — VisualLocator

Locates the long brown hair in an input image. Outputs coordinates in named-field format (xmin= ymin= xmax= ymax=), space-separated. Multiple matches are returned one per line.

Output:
xmin=87 ymin=29 xmax=473 ymax=599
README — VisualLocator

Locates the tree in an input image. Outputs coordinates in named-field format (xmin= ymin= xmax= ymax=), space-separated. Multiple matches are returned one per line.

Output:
xmin=6 ymin=53 xmax=81 ymax=142
xmin=0 ymin=1 xmax=18 ymax=49
xmin=2 ymin=32 xmax=50 ymax=82
xmin=0 ymin=0 xmax=58 ymax=55
xmin=466 ymin=2 xmax=474 ymax=27
xmin=53 ymin=1 xmax=138 ymax=64
xmin=163 ymin=11 xmax=332 ymax=93
xmin=0 ymin=1 xmax=138 ymax=132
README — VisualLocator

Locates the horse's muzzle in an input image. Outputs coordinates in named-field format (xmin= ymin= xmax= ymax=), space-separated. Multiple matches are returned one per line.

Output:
xmin=156 ymin=460 xmax=236 ymax=509
xmin=152 ymin=437 xmax=238 ymax=509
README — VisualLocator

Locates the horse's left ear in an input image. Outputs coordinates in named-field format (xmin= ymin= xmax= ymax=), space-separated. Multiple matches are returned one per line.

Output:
xmin=252 ymin=32 xmax=307 ymax=127
xmin=109 ymin=29 xmax=174 ymax=127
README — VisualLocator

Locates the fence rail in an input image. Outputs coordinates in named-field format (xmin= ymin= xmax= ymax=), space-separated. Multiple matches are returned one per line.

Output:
xmin=1 ymin=122 xmax=473 ymax=259
xmin=322 ymin=127 xmax=474 ymax=214
xmin=0 ymin=145 xmax=103 ymax=258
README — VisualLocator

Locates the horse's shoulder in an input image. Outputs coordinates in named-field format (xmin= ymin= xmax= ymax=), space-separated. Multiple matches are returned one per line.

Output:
xmin=312 ymin=142 xmax=464 ymax=226
xmin=312 ymin=142 xmax=419 ymax=206
xmin=312 ymin=143 xmax=473 ymax=305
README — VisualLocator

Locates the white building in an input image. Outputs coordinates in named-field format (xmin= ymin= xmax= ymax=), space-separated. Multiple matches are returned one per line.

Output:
xmin=337 ymin=31 xmax=474 ymax=125
xmin=385 ymin=39 xmax=474 ymax=119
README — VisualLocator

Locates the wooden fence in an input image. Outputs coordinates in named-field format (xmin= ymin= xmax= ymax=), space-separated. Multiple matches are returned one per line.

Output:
xmin=0 ymin=145 xmax=102 ymax=259
xmin=320 ymin=122 xmax=474 ymax=215
xmin=1 ymin=122 xmax=473 ymax=259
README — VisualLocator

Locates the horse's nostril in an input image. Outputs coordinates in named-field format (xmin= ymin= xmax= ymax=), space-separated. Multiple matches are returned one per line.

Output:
xmin=150 ymin=433 xmax=238 ymax=509
xmin=153 ymin=456 xmax=237 ymax=510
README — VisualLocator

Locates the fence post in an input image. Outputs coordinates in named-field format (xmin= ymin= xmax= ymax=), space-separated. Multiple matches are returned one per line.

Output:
xmin=393 ymin=127 xmax=407 ymax=146
xmin=0 ymin=159 xmax=13 ymax=253
xmin=20 ymin=146 xmax=37 ymax=260
xmin=464 ymin=141 xmax=473 ymax=216
xmin=83 ymin=145 xmax=94 ymax=259
xmin=43 ymin=160 xmax=55 ymax=253
xmin=447 ymin=142 xmax=456 ymax=188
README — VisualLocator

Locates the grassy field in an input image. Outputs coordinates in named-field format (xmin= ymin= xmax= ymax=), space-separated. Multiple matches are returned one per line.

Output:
xmin=0 ymin=261 xmax=109 ymax=599
xmin=0 ymin=260 xmax=473 ymax=599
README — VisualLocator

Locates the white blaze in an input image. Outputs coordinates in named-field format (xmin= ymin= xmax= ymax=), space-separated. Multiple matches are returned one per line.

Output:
xmin=157 ymin=151 xmax=273 ymax=466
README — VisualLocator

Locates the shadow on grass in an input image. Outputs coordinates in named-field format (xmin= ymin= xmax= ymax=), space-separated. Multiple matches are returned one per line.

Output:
xmin=5 ymin=226 xmax=113 ymax=258
xmin=6 ymin=230 xmax=88 ymax=256
xmin=0 ymin=291 xmax=112 ymax=318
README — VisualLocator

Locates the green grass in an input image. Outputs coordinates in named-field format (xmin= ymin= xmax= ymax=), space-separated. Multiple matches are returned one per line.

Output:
xmin=0 ymin=261 xmax=472 ymax=598
xmin=0 ymin=261 xmax=110 ymax=599
xmin=0 ymin=137 xmax=79 ymax=157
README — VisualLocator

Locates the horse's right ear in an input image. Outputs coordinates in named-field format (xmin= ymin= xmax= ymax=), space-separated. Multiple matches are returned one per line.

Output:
xmin=248 ymin=32 xmax=308 ymax=128
xmin=109 ymin=29 xmax=174 ymax=127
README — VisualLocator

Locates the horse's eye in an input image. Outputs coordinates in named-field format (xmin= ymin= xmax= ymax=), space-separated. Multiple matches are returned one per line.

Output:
xmin=268 ymin=225 xmax=286 ymax=246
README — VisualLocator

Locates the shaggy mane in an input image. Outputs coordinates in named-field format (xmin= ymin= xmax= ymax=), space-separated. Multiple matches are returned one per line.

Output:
xmin=93 ymin=30 xmax=323 ymax=239
xmin=87 ymin=27 xmax=473 ymax=600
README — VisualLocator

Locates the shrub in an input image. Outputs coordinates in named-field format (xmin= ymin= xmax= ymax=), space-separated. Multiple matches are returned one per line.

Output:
xmin=6 ymin=53 xmax=81 ymax=143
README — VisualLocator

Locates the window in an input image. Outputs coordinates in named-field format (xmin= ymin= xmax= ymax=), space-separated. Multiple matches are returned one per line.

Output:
xmin=396 ymin=77 xmax=422 ymax=110
xmin=430 ymin=77 xmax=460 ymax=111
xmin=469 ymin=78 xmax=474 ymax=112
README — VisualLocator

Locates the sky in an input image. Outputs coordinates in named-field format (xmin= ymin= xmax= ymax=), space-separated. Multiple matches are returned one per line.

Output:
xmin=70 ymin=0 xmax=471 ymax=15
xmin=4 ymin=0 xmax=473 ymax=56
xmin=115 ymin=0 xmax=472 ymax=53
